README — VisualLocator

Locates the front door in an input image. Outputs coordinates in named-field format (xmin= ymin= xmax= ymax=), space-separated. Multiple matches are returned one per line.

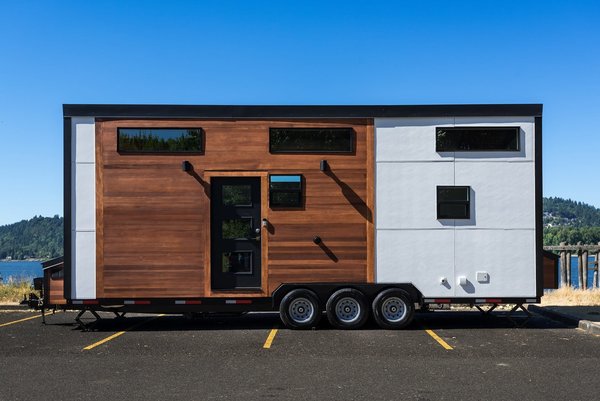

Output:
xmin=211 ymin=177 xmax=262 ymax=290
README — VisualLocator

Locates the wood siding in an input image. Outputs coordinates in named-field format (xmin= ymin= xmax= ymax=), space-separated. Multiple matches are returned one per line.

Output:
xmin=543 ymin=251 xmax=559 ymax=289
xmin=45 ymin=268 xmax=66 ymax=305
xmin=96 ymin=119 xmax=372 ymax=298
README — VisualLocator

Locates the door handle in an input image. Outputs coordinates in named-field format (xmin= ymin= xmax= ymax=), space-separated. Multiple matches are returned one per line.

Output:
xmin=252 ymin=228 xmax=261 ymax=241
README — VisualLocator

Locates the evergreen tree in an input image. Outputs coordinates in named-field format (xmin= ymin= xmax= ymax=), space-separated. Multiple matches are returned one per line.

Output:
xmin=0 ymin=216 xmax=63 ymax=260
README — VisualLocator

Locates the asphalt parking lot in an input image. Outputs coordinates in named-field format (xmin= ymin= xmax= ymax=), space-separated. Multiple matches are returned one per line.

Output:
xmin=0 ymin=309 xmax=598 ymax=401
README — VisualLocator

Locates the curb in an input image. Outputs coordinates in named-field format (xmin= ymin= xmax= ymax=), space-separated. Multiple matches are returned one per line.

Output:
xmin=528 ymin=305 xmax=600 ymax=335
xmin=578 ymin=320 xmax=600 ymax=335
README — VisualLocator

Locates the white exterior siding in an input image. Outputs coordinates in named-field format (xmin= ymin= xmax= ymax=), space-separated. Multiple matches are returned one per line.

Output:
xmin=70 ymin=117 xmax=96 ymax=299
xmin=376 ymin=162 xmax=454 ymax=230
xmin=377 ymin=229 xmax=455 ymax=297
xmin=375 ymin=117 xmax=537 ymax=298
xmin=454 ymin=229 xmax=535 ymax=297
xmin=376 ymin=117 xmax=454 ymax=162
xmin=454 ymin=162 xmax=535 ymax=229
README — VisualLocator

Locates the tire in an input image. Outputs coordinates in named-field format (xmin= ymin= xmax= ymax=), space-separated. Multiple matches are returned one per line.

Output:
xmin=372 ymin=288 xmax=415 ymax=329
xmin=326 ymin=288 xmax=369 ymax=329
xmin=279 ymin=289 xmax=322 ymax=329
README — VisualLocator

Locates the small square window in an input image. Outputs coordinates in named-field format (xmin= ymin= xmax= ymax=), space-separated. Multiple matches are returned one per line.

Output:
xmin=269 ymin=175 xmax=302 ymax=208
xmin=437 ymin=186 xmax=470 ymax=219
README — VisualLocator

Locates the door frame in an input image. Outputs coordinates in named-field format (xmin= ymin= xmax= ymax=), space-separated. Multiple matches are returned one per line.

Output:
xmin=204 ymin=171 xmax=269 ymax=297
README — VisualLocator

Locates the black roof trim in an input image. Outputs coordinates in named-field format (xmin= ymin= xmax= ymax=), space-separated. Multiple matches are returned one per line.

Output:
xmin=42 ymin=256 xmax=64 ymax=270
xmin=63 ymin=104 xmax=542 ymax=119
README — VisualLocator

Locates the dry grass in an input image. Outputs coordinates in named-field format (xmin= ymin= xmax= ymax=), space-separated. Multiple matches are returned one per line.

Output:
xmin=542 ymin=287 xmax=600 ymax=306
xmin=0 ymin=279 xmax=38 ymax=304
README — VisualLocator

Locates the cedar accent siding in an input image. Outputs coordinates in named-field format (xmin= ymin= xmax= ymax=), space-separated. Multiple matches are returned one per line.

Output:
xmin=96 ymin=119 xmax=371 ymax=298
xmin=45 ymin=269 xmax=66 ymax=305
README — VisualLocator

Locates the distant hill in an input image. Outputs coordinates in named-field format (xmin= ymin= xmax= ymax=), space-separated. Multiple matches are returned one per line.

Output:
xmin=543 ymin=197 xmax=600 ymax=245
xmin=544 ymin=197 xmax=600 ymax=227
xmin=0 ymin=216 xmax=63 ymax=260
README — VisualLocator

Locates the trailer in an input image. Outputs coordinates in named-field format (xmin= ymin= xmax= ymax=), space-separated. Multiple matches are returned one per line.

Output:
xmin=52 ymin=104 xmax=543 ymax=329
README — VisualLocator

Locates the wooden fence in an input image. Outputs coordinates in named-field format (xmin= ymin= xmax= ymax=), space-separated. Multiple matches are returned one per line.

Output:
xmin=543 ymin=242 xmax=600 ymax=289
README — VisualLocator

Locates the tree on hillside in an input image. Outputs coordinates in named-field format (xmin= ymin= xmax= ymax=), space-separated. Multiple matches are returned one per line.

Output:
xmin=0 ymin=215 xmax=63 ymax=260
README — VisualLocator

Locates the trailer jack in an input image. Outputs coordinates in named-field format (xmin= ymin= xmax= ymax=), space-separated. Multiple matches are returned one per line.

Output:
xmin=476 ymin=303 xmax=532 ymax=327
xmin=474 ymin=303 xmax=499 ymax=315
xmin=505 ymin=304 xmax=533 ymax=327
xmin=75 ymin=309 xmax=102 ymax=331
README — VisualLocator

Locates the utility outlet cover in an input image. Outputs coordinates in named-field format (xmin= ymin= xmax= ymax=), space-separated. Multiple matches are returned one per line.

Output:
xmin=476 ymin=271 xmax=490 ymax=283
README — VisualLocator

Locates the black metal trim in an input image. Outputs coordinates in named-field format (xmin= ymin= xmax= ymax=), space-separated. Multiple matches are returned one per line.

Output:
xmin=422 ymin=297 xmax=540 ymax=304
xmin=116 ymin=127 xmax=205 ymax=154
xmin=535 ymin=116 xmax=543 ymax=297
xmin=435 ymin=126 xmax=521 ymax=152
xmin=268 ymin=174 xmax=303 ymax=208
xmin=63 ymin=298 xmax=274 ymax=314
xmin=210 ymin=177 xmax=262 ymax=289
xmin=269 ymin=127 xmax=355 ymax=154
xmin=436 ymin=186 xmax=471 ymax=220
xmin=41 ymin=256 xmax=64 ymax=270
xmin=63 ymin=117 xmax=71 ymax=300
xmin=63 ymin=104 xmax=543 ymax=119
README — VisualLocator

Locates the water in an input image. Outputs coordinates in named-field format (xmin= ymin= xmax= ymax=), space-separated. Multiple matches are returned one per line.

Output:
xmin=558 ymin=256 xmax=597 ymax=288
xmin=1 ymin=258 xmax=596 ymax=288
xmin=0 ymin=261 xmax=43 ymax=283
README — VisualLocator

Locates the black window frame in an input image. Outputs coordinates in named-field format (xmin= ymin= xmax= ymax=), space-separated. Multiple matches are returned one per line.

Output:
xmin=435 ymin=126 xmax=520 ymax=152
xmin=117 ymin=127 xmax=205 ymax=154
xmin=269 ymin=174 xmax=303 ymax=208
xmin=269 ymin=127 xmax=355 ymax=154
xmin=437 ymin=186 xmax=471 ymax=219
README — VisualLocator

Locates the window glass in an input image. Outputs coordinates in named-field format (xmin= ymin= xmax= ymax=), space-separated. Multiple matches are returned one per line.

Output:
xmin=437 ymin=187 xmax=469 ymax=202
xmin=222 ymin=185 xmax=252 ymax=206
xmin=222 ymin=218 xmax=253 ymax=239
xmin=437 ymin=186 xmax=470 ymax=219
xmin=270 ymin=128 xmax=354 ymax=153
xmin=222 ymin=251 xmax=252 ymax=274
xmin=436 ymin=127 xmax=519 ymax=152
xmin=269 ymin=175 xmax=302 ymax=207
xmin=118 ymin=128 xmax=203 ymax=153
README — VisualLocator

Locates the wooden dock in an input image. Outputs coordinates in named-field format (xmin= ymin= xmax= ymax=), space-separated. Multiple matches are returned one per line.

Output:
xmin=543 ymin=242 xmax=600 ymax=289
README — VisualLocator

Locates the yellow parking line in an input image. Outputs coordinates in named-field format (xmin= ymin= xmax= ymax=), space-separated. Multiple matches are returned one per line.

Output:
xmin=425 ymin=329 xmax=453 ymax=350
xmin=0 ymin=314 xmax=41 ymax=328
xmin=83 ymin=314 xmax=165 ymax=351
xmin=263 ymin=328 xmax=279 ymax=349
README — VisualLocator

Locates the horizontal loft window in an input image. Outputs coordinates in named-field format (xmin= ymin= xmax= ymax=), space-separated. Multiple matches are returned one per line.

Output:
xmin=117 ymin=128 xmax=204 ymax=153
xmin=269 ymin=128 xmax=354 ymax=153
xmin=270 ymin=175 xmax=303 ymax=207
xmin=437 ymin=186 xmax=470 ymax=219
xmin=436 ymin=127 xmax=519 ymax=152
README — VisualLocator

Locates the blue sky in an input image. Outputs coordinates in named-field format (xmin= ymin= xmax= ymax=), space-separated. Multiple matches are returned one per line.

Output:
xmin=0 ymin=1 xmax=599 ymax=226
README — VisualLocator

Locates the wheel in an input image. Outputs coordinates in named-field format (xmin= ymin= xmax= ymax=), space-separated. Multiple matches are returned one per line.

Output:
xmin=326 ymin=288 xmax=369 ymax=329
xmin=279 ymin=289 xmax=321 ymax=329
xmin=372 ymin=288 xmax=415 ymax=329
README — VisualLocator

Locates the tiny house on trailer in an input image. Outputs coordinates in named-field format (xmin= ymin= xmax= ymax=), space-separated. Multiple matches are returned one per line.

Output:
xmin=58 ymin=104 xmax=543 ymax=329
